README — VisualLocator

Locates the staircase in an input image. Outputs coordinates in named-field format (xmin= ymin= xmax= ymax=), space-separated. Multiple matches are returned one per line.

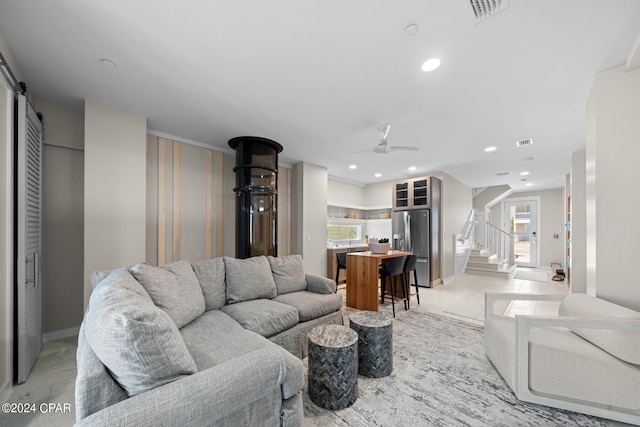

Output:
xmin=466 ymin=246 xmax=517 ymax=278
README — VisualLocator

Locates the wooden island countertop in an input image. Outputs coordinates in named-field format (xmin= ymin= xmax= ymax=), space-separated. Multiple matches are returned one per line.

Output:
xmin=346 ymin=250 xmax=411 ymax=311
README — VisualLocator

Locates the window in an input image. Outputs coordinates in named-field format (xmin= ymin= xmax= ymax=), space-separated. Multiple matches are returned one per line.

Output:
xmin=327 ymin=225 xmax=361 ymax=241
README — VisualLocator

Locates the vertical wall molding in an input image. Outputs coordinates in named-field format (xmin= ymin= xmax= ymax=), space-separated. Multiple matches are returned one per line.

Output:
xmin=205 ymin=150 xmax=214 ymax=259
xmin=145 ymin=136 xmax=150 ymax=262
xmin=172 ymin=141 xmax=181 ymax=261
xmin=216 ymin=152 xmax=224 ymax=257
xmin=287 ymin=168 xmax=292 ymax=255
xmin=157 ymin=138 xmax=167 ymax=266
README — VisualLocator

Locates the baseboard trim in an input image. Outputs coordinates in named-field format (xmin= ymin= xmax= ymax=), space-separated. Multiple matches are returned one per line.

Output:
xmin=43 ymin=326 xmax=80 ymax=342
xmin=1 ymin=379 xmax=12 ymax=404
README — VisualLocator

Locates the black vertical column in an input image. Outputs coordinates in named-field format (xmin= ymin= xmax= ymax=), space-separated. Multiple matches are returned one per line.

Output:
xmin=228 ymin=136 xmax=283 ymax=259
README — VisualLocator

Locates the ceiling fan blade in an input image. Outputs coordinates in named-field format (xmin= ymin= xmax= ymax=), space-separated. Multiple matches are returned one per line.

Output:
xmin=389 ymin=145 xmax=419 ymax=152
xmin=346 ymin=147 xmax=377 ymax=155
xmin=378 ymin=124 xmax=391 ymax=142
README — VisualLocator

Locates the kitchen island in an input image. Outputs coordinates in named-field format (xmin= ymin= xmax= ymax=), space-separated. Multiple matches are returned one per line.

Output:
xmin=346 ymin=250 xmax=411 ymax=311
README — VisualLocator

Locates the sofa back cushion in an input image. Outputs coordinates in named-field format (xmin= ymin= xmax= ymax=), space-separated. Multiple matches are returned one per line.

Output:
xmin=224 ymin=256 xmax=277 ymax=304
xmin=268 ymin=255 xmax=307 ymax=295
xmin=192 ymin=257 xmax=226 ymax=311
xmin=130 ymin=260 xmax=205 ymax=329
xmin=84 ymin=268 xmax=198 ymax=397
xmin=559 ymin=293 xmax=640 ymax=365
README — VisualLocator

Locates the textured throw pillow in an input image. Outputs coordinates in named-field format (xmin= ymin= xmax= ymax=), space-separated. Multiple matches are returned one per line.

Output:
xmin=559 ymin=293 xmax=640 ymax=365
xmin=85 ymin=268 xmax=198 ymax=397
xmin=267 ymin=255 xmax=307 ymax=295
xmin=224 ymin=256 xmax=277 ymax=304
xmin=130 ymin=260 xmax=206 ymax=329
xmin=191 ymin=257 xmax=226 ymax=311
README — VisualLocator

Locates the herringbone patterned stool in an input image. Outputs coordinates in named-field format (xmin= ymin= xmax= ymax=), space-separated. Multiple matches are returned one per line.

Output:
xmin=349 ymin=311 xmax=393 ymax=378
xmin=308 ymin=325 xmax=358 ymax=410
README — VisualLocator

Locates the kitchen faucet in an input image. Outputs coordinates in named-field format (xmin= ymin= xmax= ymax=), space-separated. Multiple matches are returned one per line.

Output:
xmin=349 ymin=230 xmax=356 ymax=245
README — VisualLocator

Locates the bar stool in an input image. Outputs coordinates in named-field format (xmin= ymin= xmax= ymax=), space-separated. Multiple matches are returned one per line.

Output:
xmin=335 ymin=252 xmax=347 ymax=292
xmin=403 ymin=255 xmax=420 ymax=309
xmin=378 ymin=256 xmax=407 ymax=317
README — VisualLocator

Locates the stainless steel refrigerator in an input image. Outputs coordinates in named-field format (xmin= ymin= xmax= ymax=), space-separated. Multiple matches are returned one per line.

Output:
xmin=391 ymin=175 xmax=441 ymax=286
xmin=392 ymin=210 xmax=431 ymax=287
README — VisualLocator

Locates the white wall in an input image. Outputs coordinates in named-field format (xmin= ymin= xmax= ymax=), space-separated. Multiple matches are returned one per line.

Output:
xmin=570 ymin=150 xmax=586 ymax=293
xmin=363 ymin=180 xmax=392 ymax=208
xmin=83 ymin=100 xmax=146 ymax=307
xmin=327 ymin=178 xmax=365 ymax=207
xmin=434 ymin=172 xmax=473 ymax=280
xmin=586 ymin=65 xmax=640 ymax=310
xmin=292 ymin=162 xmax=328 ymax=275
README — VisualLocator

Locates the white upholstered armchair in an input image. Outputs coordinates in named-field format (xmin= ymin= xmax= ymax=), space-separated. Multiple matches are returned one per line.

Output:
xmin=484 ymin=292 xmax=640 ymax=425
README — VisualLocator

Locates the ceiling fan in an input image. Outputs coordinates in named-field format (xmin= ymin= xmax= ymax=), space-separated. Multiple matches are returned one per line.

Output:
xmin=372 ymin=124 xmax=419 ymax=154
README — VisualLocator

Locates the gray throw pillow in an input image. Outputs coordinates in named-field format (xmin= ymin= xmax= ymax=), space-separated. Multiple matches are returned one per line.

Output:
xmin=191 ymin=257 xmax=226 ymax=311
xmin=130 ymin=260 xmax=206 ymax=329
xmin=267 ymin=255 xmax=307 ymax=295
xmin=224 ymin=256 xmax=277 ymax=304
xmin=85 ymin=268 xmax=198 ymax=397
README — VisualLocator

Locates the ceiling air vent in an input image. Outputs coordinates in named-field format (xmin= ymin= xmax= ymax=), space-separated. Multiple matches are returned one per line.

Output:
xmin=467 ymin=0 xmax=510 ymax=22
xmin=495 ymin=172 xmax=511 ymax=176
xmin=516 ymin=138 xmax=533 ymax=147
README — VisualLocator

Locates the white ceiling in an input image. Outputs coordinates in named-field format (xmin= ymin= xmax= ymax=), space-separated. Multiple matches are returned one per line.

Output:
xmin=1 ymin=0 xmax=639 ymax=189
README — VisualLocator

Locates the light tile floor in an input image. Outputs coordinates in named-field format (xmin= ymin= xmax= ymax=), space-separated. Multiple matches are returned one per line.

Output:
xmin=2 ymin=268 xmax=624 ymax=426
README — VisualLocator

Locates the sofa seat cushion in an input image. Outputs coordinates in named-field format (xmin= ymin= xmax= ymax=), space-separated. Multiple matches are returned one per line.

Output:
xmin=273 ymin=291 xmax=343 ymax=322
xmin=224 ymin=256 xmax=277 ymax=304
xmin=559 ymin=293 xmax=640 ymax=365
xmin=191 ymin=257 xmax=226 ymax=311
xmin=222 ymin=299 xmax=299 ymax=337
xmin=528 ymin=321 xmax=640 ymax=411
xmin=85 ymin=268 xmax=198 ymax=397
xmin=130 ymin=261 xmax=206 ymax=329
xmin=180 ymin=310 xmax=304 ymax=399
xmin=268 ymin=255 xmax=307 ymax=295
xmin=485 ymin=314 xmax=640 ymax=411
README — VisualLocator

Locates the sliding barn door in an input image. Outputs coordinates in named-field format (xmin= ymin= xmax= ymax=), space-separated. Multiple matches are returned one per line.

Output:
xmin=15 ymin=94 xmax=43 ymax=384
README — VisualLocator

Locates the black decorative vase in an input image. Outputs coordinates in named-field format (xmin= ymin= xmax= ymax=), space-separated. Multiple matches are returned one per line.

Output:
xmin=228 ymin=136 xmax=283 ymax=259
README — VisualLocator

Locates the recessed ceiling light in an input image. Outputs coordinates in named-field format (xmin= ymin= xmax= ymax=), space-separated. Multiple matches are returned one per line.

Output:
xmin=525 ymin=182 xmax=533 ymax=186
xmin=520 ymin=171 xmax=529 ymax=176
xmin=485 ymin=146 xmax=497 ymax=153
xmin=421 ymin=58 xmax=441 ymax=72
xmin=374 ymin=173 xmax=382 ymax=178
xmin=408 ymin=166 xmax=417 ymax=171
xmin=101 ymin=58 xmax=116 ymax=68
xmin=349 ymin=164 xmax=357 ymax=170
xmin=404 ymin=24 xmax=419 ymax=36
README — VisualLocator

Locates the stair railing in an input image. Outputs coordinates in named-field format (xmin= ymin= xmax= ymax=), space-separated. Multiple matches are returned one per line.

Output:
xmin=486 ymin=222 xmax=515 ymax=266
xmin=455 ymin=210 xmax=477 ymax=276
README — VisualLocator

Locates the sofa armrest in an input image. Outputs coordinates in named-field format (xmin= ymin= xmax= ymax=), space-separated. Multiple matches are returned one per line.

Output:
xmin=485 ymin=293 xmax=565 ymax=321
xmin=75 ymin=347 xmax=286 ymax=426
xmin=305 ymin=273 xmax=336 ymax=294
xmin=513 ymin=314 xmax=640 ymax=419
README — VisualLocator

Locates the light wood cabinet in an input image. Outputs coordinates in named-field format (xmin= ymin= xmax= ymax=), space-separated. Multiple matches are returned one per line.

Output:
xmin=327 ymin=247 xmax=368 ymax=283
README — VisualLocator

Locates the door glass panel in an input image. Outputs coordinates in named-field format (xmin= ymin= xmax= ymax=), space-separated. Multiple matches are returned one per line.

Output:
xmin=504 ymin=199 xmax=538 ymax=267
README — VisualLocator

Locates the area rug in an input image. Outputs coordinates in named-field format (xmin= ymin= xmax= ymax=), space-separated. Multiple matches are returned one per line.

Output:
xmin=513 ymin=268 xmax=550 ymax=282
xmin=303 ymin=310 xmax=606 ymax=426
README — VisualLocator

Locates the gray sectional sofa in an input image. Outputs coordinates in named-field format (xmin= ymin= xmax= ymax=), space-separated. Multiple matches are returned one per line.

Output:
xmin=75 ymin=254 xmax=344 ymax=426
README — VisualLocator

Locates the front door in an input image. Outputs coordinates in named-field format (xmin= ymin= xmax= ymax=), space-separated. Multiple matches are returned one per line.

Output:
xmin=503 ymin=198 xmax=539 ymax=267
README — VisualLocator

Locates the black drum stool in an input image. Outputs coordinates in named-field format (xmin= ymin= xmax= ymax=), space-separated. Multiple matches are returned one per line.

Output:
xmin=349 ymin=311 xmax=393 ymax=378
